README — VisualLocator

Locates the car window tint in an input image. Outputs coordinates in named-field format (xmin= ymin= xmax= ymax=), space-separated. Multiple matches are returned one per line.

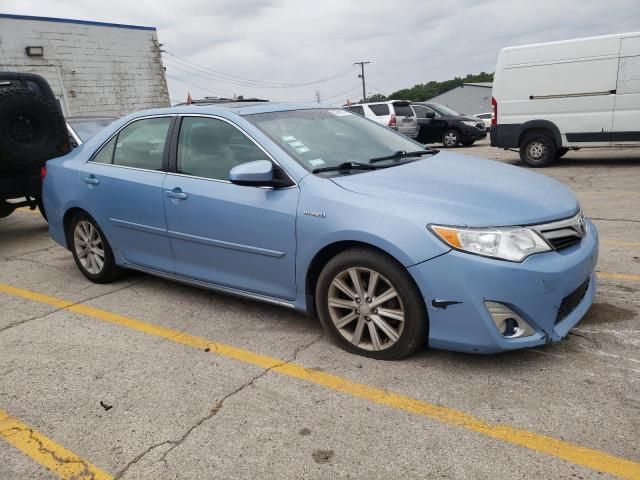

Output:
xmin=112 ymin=118 xmax=170 ymax=170
xmin=393 ymin=104 xmax=414 ymax=117
xmin=347 ymin=106 xmax=364 ymax=115
xmin=92 ymin=136 xmax=117 ymax=164
xmin=368 ymin=104 xmax=390 ymax=116
xmin=177 ymin=117 xmax=266 ymax=180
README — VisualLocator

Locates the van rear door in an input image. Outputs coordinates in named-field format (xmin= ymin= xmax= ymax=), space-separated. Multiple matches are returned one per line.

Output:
xmin=612 ymin=35 xmax=640 ymax=145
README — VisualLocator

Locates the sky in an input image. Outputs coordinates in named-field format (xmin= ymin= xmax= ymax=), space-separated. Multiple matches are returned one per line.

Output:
xmin=3 ymin=0 xmax=640 ymax=105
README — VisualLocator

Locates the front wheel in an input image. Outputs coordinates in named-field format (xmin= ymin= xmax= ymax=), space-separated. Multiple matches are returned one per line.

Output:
xmin=69 ymin=212 xmax=122 ymax=283
xmin=441 ymin=129 xmax=460 ymax=148
xmin=316 ymin=248 xmax=428 ymax=360
xmin=519 ymin=132 xmax=557 ymax=167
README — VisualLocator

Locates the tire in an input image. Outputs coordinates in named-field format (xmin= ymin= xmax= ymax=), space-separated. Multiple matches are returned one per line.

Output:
xmin=441 ymin=129 xmax=460 ymax=148
xmin=36 ymin=195 xmax=47 ymax=221
xmin=315 ymin=247 xmax=428 ymax=360
xmin=519 ymin=132 xmax=557 ymax=167
xmin=68 ymin=212 xmax=122 ymax=283
xmin=557 ymin=148 xmax=569 ymax=158
xmin=461 ymin=139 xmax=475 ymax=147
xmin=0 ymin=87 xmax=70 ymax=173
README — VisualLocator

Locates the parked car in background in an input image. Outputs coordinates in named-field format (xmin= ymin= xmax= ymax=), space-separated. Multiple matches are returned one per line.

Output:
xmin=44 ymin=102 xmax=598 ymax=360
xmin=491 ymin=31 xmax=640 ymax=167
xmin=0 ymin=72 xmax=71 ymax=220
xmin=411 ymin=102 xmax=487 ymax=147
xmin=474 ymin=113 xmax=492 ymax=131
xmin=67 ymin=116 xmax=118 ymax=146
xmin=346 ymin=100 xmax=419 ymax=138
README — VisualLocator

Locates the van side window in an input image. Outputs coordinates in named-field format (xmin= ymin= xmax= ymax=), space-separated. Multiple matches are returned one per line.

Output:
xmin=112 ymin=118 xmax=171 ymax=170
xmin=368 ymin=104 xmax=390 ymax=116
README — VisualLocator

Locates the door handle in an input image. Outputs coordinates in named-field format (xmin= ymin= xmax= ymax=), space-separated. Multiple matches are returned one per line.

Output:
xmin=166 ymin=188 xmax=188 ymax=200
xmin=84 ymin=176 xmax=100 ymax=185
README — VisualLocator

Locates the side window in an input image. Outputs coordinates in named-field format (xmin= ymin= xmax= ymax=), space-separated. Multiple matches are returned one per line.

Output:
xmin=177 ymin=117 xmax=267 ymax=181
xmin=368 ymin=104 xmax=390 ymax=116
xmin=412 ymin=105 xmax=429 ymax=119
xmin=112 ymin=117 xmax=171 ymax=170
xmin=92 ymin=136 xmax=117 ymax=164
xmin=347 ymin=106 xmax=364 ymax=116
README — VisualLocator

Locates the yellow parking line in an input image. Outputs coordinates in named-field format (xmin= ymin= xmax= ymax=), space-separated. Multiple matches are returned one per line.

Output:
xmin=598 ymin=272 xmax=640 ymax=282
xmin=0 ymin=408 xmax=112 ymax=480
xmin=1 ymin=283 xmax=639 ymax=479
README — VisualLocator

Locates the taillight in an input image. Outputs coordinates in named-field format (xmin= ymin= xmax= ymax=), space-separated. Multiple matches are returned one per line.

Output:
xmin=40 ymin=166 xmax=47 ymax=182
xmin=389 ymin=114 xmax=397 ymax=127
xmin=491 ymin=97 xmax=497 ymax=125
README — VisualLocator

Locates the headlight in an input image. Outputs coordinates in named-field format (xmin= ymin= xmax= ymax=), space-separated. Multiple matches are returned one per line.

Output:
xmin=461 ymin=121 xmax=479 ymax=127
xmin=430 ymin=225 xmax=551 ymax=262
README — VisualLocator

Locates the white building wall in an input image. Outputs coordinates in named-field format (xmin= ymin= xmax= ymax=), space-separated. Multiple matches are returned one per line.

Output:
xmin=0 ymin=15 xmax=170 ymax=116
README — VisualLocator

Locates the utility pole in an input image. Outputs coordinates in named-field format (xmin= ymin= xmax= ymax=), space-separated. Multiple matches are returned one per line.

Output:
xmin=354 ymin=61 xmax=371 ymax=102
xmin=315 ymin=90 xmax=321 ymax=104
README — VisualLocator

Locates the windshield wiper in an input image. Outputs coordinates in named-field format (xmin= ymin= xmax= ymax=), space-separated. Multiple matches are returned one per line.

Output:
xmin=369 ymin=149 xmax=438 ymax=163
xmin=312 ymin=161 xmax=380 ymax=174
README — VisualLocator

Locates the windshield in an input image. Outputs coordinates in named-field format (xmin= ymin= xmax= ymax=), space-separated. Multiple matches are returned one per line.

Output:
xmin=246 ymin=108 xmax=425 ymax=173
xmin=69 ymin=118 xmax=116 ymax=141
xmin=428 ymin=104 xmax=462 ymax=117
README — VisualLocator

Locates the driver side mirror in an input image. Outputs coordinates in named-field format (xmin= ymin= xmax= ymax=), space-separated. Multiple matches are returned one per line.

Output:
xmin=229 ymin=160 xmax=292 ymax=188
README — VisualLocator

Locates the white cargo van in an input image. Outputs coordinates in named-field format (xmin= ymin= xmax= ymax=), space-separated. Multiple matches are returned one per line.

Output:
xmin=491 ymin=32 xmax=640 ymax=166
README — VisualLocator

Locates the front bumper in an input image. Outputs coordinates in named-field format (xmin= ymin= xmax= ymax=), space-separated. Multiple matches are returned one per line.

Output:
xmin=408 ymin=219 xmax=599 ymax=353
xmin=460 ymin=124 xmax=487 ymax=141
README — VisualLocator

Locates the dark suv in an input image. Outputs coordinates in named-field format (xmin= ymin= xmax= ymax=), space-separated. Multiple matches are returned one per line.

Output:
xmin=0 ymin=72 xmax=70 ymax=219
xmin=411 ymin=102 xmax=487 ymax=147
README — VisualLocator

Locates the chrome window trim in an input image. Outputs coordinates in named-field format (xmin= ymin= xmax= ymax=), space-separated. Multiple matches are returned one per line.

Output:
xmin=173 ymin=113 xmax=298 ymax=188
xmin=87 ymin=114 xmax=176 ymax=171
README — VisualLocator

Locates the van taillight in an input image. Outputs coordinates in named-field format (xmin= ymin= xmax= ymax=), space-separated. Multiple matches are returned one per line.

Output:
xmin=491 ymin=97 xmax=497 ymax=125
xmin=40 ymin=166 xmax=47 ymax=182
xmin=389 ymin=114 xmax=397 ymax=127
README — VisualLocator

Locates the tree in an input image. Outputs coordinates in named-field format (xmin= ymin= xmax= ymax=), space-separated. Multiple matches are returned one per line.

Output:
xmin=386 ymin=72 xmax=494 ymax=102
xmin=365 ymin=93 xmax=386 ymax=102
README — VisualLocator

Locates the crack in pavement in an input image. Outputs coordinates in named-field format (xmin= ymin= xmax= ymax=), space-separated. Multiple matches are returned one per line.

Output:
xmin=0 ymin=279 xmax=147 ymax=335
xmin=113 ymin=334 xmax=325 ymax=479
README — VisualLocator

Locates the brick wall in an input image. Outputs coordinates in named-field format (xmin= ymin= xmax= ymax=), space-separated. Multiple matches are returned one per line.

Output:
xmin=0 ymin=16 xmax=170 ymax=117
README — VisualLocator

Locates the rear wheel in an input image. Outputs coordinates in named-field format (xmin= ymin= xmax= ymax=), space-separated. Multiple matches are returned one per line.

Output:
xmin=519 ymin=132 xmax=557 ymax=167
xmin=69 ymin=212 xmax=122 ymax=283
xmin=441 ymin=129 xmax=460 ymax=148
xmin=316 ymin=248 xmax=428 ymax=360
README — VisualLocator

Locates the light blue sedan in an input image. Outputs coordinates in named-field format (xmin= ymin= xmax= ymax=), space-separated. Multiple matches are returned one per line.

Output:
xmin=43 ymin=103 xmax=599 ymax=359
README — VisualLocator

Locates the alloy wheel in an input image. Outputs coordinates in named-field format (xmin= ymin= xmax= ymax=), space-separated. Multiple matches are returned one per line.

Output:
xmin=327 ymin=267 xmax=405 ymax=351
xmin=73 ymin=220 xmax=105 ymax=275
xmin=443 ymin=131 xmax=458 ymax=147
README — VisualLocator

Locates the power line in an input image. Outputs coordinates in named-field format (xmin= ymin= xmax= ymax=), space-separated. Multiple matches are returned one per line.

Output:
xmin=164 ymin=73 xmax=232 ymax=99
xmin=163 ymin=51 xmax=355 ymax=89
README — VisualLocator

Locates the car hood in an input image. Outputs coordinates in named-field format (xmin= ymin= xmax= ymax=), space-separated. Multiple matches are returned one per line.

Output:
xmin=330 ymin=153 xmax=579 ymax=227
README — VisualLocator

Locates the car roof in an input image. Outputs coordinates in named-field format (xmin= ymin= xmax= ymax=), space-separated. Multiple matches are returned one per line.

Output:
xmin=127 ymin=102 xmax=327 ymax=119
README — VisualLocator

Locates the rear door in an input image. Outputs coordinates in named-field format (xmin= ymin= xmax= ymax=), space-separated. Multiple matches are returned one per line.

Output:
xmin=392 ymin=101 xmax=418 ymax=137
xmin=79 ymin=116 xmax=174 ymax=272
xmin=612 ymin=36 xmax=640 ymax=145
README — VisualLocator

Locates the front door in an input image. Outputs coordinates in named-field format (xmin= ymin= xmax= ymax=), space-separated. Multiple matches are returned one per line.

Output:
xmin=80 ymin=116 xmax=174 ymax=272
xmin=163 ymin=116 xmax=299 ymax=300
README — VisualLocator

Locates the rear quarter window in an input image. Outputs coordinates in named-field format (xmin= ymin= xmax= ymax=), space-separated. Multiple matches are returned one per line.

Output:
xmin=368 ymin=104 xmax=390 ymax=116
xmin=347 ymin=106 xmax=365 ymax=116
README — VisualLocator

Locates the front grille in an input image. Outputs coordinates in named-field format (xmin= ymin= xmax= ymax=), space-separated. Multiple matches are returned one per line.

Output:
xmin=555 ymin=279 xmax=590 ymax=324
xmin=534 ymin=211 xmax=586 ymax=252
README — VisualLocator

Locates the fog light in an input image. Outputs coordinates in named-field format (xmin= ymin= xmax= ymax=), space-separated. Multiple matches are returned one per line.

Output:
xmin=485 ymin=301 xmax=535 ymax=339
